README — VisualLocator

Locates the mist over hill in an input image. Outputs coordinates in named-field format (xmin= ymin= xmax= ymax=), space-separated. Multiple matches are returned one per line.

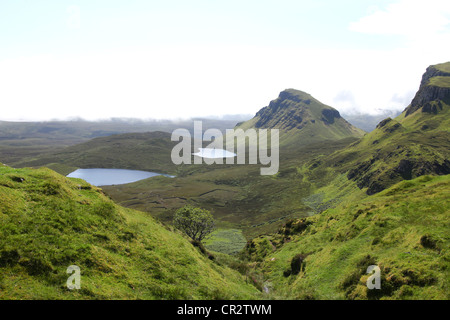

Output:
xmin=0 ymin=62 xmax=449 ymax=301
xmin=341 ymin=110 xmax=402 ymax=132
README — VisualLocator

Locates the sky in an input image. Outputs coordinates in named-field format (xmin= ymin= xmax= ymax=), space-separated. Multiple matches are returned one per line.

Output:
xmin=1 ymin=0 xmax=450 ymax=121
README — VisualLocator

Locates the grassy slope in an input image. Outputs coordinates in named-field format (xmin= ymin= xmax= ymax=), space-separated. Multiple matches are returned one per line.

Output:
xmin=303 ymin=101 xmax=450 ymax=196
xmin=435 ymin=61 xmax=450 ymax=73
xmin=98 ymin=89 xmax=366 ymax=239
xmin=0 ymin=165 xmax=259 ymax=299
xmin=241 ymin=64 xmax=450 ymax=299
xmin=245 ymin=175 xmax=449 ymax=300
xmin=429 ymin=76 xmax=450 ymax=88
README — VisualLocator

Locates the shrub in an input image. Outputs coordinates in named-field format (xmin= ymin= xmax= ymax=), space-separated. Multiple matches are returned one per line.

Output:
xmin=173 ymin=205 xmax=215 ymax=243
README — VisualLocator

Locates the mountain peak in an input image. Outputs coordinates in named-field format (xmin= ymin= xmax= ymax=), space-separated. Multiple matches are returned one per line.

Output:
xmin=253 ymin=89 xmax=343 ymax=130
xmin=405 ymin=62 xmax=450 ymax=116
xmin=277 ymin=88 xmax=314 ymax=102
xmin=236 ymin=89 xmax=364 ymax=146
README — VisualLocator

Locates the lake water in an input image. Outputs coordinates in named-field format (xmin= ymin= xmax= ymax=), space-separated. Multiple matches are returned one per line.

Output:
xmin=193 ymin=148 xmax=237 ymax=159
xmin=67 ymin=168 xmax=174 ymax=186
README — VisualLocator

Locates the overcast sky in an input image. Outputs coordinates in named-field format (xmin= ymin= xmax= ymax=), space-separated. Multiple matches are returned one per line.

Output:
xmin=1 ymin=0 xmax=449 ymax=121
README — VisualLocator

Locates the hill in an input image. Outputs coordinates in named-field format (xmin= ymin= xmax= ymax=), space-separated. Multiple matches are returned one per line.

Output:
xmin=244 ymin=174 xmax=449 ymax=299
xmin=235 ymin=89 xmax=365 ymax=147
xmin=0 ymin=165 xmax=259 ymax=299
xmin=404 ymin=62 xmax=450 ymax=116
xmin=0 ymin=117 xmax=246 ymax=168
xmin=12 ymin=131 xmax=179 ymax=176
xmin=0 ymin=62 xmax=448 ymax=300
xmin=303 ymin=62 xmax=450 ymax=196
xmin=241 ymin=62 xmax=450 ymax=299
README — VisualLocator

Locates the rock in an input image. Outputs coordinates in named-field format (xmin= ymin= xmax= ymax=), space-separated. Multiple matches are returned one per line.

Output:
xmin=376 ymin=118 xmax=392 ymax=129
xmin=321 ymin=108 xmax=341 ymax=124
xmin=405 ymin=66 xmax=450 ymax=116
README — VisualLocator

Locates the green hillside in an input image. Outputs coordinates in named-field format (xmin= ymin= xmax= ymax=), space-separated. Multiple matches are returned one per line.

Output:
xmin=0 ymin=165 xmax=260 ymax=299
xmin=0 ymin=62 xmax=448 ymax=301
xmin=101 ymin=137 xmax=359 ymax=239
xmin=98 ymin=89 xmax=366 ymax=238
xmin=303 ymin=63 xmax=450 ymax=196
xmin=241 ymin=62 xmax=450 ymax=300
xmin=244 ymin=175 xmax=450 ymax=299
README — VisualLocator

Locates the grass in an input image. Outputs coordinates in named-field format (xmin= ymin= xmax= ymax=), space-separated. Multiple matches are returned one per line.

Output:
xmin=0 ymin=166 xmax=260 ymax=299
xmin=0 ymin=63 xmax=448 ymax=300
xmin=204 ymin=229 xmax=248 ymax=255
xmin=245 ymin=175 xmax=450 ymax=300
xmin=101 ymin=138 xmax=359 ymax=239
xmin=434 ymin=61 xmax=450 ymax=73
xmin=428 ymin=76 xmax=450 ymax=88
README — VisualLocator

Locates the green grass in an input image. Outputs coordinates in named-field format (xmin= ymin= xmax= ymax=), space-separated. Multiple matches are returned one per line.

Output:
xmin=1 ymin=63 xmax=449 ymax=300
xmin=434 ymin=61 xmax=450 ymax=73
xmin=0 ymin=166 xmax=260 ymax=299
xmin=428 ymin=76 xmax=450 ymax=88
xmin=204 ymin=229 xmax=248 ymax=255
xmin=302 ymin=101 xmax=450 ymax=196
xmin=245 ymin=175 xmax=450 ymax=300
xmin=101 ymin=138 xmax=359 ymax=238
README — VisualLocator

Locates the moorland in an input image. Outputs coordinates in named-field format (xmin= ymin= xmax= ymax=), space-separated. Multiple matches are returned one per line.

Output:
xmin=0 ymin=62 xmax=449 ymax=300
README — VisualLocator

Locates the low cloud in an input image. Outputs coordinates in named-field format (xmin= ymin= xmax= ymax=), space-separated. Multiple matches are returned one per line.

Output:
xmin=391 ymin=90 xmax=416 ymax=106
xmin=333 ymin=90 xmax=359 ymax=113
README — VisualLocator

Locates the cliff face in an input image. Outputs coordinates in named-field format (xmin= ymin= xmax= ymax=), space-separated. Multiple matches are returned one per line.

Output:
xmin=336 ymin=62 xmax=450 ymax=195
xmin=405 ymin=64 xmax=450 ymax=116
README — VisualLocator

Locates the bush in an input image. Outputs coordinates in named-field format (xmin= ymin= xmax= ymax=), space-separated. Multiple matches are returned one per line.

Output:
xmin=284 ymin=253 xmax=307 ymax=277
xmin=173 ymin=205 xmax=215 ymax=243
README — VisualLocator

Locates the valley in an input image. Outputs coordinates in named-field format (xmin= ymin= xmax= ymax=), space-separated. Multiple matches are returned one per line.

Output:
xmin=0 ymin=62 xmax=449 ymax=300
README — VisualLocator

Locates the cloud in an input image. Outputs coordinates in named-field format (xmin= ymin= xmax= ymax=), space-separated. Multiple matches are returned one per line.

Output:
xmin=333 ymin=90 xmax=358 ymax=113
xmin=349 ymin=0 xmax=450 ymax=39
xmin=391 ymin=90 xmax=416 ymax=106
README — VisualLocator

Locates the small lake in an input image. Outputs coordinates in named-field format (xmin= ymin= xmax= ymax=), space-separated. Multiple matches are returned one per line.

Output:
xmin=193 ymin=148 xmax=237 ymax=159
xmin=67 ymin=168 xmax=174 ymax=186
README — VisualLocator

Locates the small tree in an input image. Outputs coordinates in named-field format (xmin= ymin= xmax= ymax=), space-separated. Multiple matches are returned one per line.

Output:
xmin=173 ymin=205 xmax=215 ymax=243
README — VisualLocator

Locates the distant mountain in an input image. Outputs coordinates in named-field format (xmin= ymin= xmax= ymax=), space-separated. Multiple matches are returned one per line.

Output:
xmin=15 ymin=131 xmax=179 ymax=176
xmin=235 ymin=89 xmax=365 ymax=147
xmin=0 ymin=118 xmax=245 ymax=167
xmin=341 ymin=110 xmax=402 ymax=132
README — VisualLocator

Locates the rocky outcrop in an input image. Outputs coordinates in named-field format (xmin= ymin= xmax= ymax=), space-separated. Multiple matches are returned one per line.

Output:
xmin=254 ymin=89 xmax=312 ymax=129
xmin=405 ymin=65 xmax=450 ymax=116
xmin=235 ymin=88 xmax=364 ymax=146
xmin=321 ymin=108 xmax=341 ymax=124
xmin=347 ymin=156 xmax=450 ymax=195
xmin=376 ymin=118 xmax=392 ymax=129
